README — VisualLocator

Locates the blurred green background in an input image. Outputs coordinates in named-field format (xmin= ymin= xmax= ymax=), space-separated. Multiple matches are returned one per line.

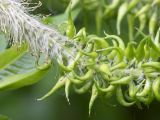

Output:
xmin=0 ymin=0 xmax=160 ymax=120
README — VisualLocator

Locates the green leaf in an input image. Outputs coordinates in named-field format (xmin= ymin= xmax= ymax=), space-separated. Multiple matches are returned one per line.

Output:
xmin=0 ymin=45 xmax=51 ymax=91
xmin=0 ymin=45 xmax=27 ymax=70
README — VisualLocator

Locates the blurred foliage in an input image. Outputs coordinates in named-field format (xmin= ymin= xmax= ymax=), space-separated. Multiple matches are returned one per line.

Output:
xmin=1 ymin=0 xmax=160 ymax=120
xmin=0 ymin=114 xmax=10 ymax=120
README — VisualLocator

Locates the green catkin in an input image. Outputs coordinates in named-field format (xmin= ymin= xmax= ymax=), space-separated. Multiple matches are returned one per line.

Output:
xmin=2 ymin=0 xmax=160 ymax=113
xmin=40 ymin=0 xmax=160 ymax=112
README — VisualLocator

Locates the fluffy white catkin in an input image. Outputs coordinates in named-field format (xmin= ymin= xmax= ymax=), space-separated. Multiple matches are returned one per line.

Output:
xmin=0 ymin=0 xmax=78 ymax=64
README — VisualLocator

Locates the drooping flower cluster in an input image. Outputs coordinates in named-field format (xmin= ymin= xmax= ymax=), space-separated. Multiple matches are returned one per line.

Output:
xmin=1 ymin=0 xmax=160 ymax=115
xmin=37 ymin=29 xmax=160 ymax=114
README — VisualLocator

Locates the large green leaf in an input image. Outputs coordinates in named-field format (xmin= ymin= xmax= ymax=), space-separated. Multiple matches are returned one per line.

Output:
xmin=0 ymin=45 xmax=27 ymax=70
xmin=0 ymin=45 xmax=51 ymax=91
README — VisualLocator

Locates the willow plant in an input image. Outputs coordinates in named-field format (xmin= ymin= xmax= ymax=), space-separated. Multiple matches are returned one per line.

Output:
xmin=1 ymin=0 xmax=160 ymax=115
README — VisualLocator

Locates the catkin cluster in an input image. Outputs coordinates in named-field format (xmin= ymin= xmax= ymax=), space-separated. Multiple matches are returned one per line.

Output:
xmin=36 ymin=0 xmax=160 ymax=114
xmin=1 ymin=0 xmax=160 ymax=115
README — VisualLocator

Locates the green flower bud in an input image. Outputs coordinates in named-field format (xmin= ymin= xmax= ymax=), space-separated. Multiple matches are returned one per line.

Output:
xmin=136 ymin=37 xmax=148 ymax=62
xmin=65 ymin=79 xmax=71 ymax=103
xmin=152 ymin=77 xmax=160 ymax=101
xmin=72 ymin=69 xmax=94 ymax=80
xmin=111 ymin=76 xmax=132 ymax=85
xmin=125 ymin=42 xmax=136 ymax=60
xmin=66 ymin=6 xmax=76 ymax=38
xmin=89 ymin=84 xmax=98 ymax=115
xmin=116 ymin=86 xmax=135 ymax=106
xmin=37 ymin=76 xmax=66 ymax=101
xmin=74 ymin=81 xmax=93 ymax=94
xmin=111 ymin=61 xmax=127 ymax=71
xmin=136 ymin=78 xmax=152 ymax=97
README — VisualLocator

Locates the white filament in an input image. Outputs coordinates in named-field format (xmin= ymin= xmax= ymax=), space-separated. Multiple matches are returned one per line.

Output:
xmin=0 ymin=0 xmax=78 ymax=64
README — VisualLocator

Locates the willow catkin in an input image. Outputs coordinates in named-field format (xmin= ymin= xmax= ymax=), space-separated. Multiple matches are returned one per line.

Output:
xmin=0 ymin=0 xmax=78 ymax=64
